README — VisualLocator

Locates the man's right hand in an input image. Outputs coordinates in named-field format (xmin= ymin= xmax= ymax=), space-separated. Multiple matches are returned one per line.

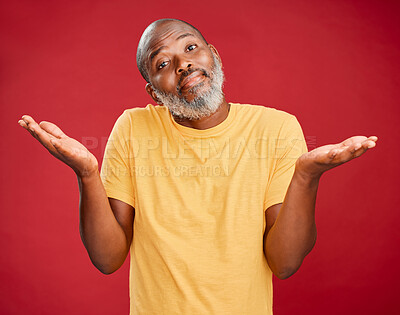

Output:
xmin=18 ymin=115 xmax=98 ymax=178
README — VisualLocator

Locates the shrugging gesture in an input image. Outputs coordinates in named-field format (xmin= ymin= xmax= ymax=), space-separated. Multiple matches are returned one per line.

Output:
xmin=18 ymin=115 xmax=133 ymax=274
xmin=265 ymin=135 xmax=378 ymax=279
xmin=296 ymin=135 xmax=378 ymax=179
xmin=18 ymin=115 xmax=98 ymax=178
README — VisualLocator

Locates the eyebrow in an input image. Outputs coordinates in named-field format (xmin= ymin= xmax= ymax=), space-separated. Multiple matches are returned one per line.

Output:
xmin=176 ymin=33 xmax=195 ymax=40
xmin=150 ymin=46 xmax=166 ymax=62
xmin=149 ymin=33 xmax=196 ymax=62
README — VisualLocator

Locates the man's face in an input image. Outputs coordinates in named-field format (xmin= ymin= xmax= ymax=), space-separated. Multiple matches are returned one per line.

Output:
xmin=144 ymin=21 xmax=224 ymax=119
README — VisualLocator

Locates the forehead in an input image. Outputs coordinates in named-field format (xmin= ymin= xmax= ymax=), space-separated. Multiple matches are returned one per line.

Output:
xmin=144 ymin=21 xmax=203 ymax=57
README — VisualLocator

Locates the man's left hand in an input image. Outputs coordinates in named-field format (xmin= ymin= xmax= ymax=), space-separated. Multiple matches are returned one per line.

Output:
xmin=296 ymin=136 xmax=378 ymax=180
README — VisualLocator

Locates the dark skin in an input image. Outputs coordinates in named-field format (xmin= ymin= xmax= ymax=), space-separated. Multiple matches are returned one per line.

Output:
xmin=18 ymin=20 xmax=377 ymax=277
xmin=144 ymin=21 xmax=230 ymax=130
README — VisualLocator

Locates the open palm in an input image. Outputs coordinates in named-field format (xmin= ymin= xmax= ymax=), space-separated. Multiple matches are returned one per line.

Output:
xmin=18 ymin=115 xmax=98 ymax=178
xmin=296 ymin=136 xmax=378 ymax=179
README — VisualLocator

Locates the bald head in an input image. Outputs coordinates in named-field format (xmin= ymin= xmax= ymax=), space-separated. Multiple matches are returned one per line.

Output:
xmin=136 ymin=19 xmax=208 ymax=83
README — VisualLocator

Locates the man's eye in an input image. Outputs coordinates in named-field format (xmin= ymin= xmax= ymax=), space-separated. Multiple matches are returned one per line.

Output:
xmin=158 ymin=61 xmax=168 ymax=69
xmin=187 ymin=44 xmax=197 ymax=51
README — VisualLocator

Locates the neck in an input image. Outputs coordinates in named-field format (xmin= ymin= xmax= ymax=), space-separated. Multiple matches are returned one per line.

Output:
xmin=172 ymin=99 xmax=230 ymax=130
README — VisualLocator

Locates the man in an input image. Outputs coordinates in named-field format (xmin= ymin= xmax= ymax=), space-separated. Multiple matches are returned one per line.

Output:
xmin=18 ymin=19 xmax=377 ymax=314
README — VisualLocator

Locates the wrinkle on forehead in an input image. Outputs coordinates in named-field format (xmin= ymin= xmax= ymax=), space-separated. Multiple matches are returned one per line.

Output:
xmin=145 ymin=22 xmax=197 ymax=57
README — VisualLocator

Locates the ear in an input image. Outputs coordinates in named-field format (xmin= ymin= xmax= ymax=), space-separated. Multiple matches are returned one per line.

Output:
xmin=208 ymin=44 xmax=223 ymax=67
xmin=145 ymin=83 xmax=163 ymax=105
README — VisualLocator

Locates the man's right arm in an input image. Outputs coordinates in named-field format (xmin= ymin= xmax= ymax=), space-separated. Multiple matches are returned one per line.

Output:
xmin=78 ymin=172 xmax=134 ymax=274
xmin=18 ymin=115 xmax=133 ymax=274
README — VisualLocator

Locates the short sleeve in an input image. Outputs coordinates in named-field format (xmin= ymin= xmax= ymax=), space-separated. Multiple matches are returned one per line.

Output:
xmin=100 ymin=111 xmax=135 ymax=208
xmin=263 ymin=116 xmax=308 ymax=210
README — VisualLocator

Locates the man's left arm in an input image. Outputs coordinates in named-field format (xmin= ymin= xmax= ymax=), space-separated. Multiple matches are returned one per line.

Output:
xmin=264 ymin=136 xmax=378 ymax=279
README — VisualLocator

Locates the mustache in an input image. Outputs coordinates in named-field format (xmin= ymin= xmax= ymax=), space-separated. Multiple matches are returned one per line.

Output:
xmin=176 ymin=68 xmax=211 ymax=93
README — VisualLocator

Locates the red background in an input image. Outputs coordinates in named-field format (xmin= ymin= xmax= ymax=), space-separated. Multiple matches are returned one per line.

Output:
xmin=1 ymin=0 xmax=399 ymax=314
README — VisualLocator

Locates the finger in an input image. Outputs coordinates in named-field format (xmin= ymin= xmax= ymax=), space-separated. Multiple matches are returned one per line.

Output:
xmin=19 ymin=118 xmax=40 ymax=139
xmin=342 ymin=135 xmax=378 ymax=146
xmin=330 ymin=144 xmax=360 ymax=163
xmin=343 ymin=135 xmax=378 ymax=153
xmin=362 ymin=140 xmax=377 ymax=149
xmin=350 ymin=139 xmax=377 ymax=158
xmin=50 ymin=138 xmax=73 ymax=159
xmin=21 ymin=115 xmax=39 ymax=136
xmin=39 ymin=121 xmax=66 ymax=138
xmin=348 ymin=140 xmax=368 ymax=155
xmin=18 ymin=119 xmax=28 ymax=128
xmin=352 ymin=146 xmax=368 ymax=158
xmin=18 ymin=119 xmax=34 ymax=135
xmin=21 ymin=115 xmax=38 ymax=126
xmin=341 ymin=136 xmax=367 ymax=147
xmin=50 ymin=138 xmax=62 ymax=150
xmin=360 ymin=136 xmax=378 ymax=149
xmin=350 ymin=142 xmax=362 ymax=153
xmin=329 ymin=145 xmax=357 ymax=162
xmin=21 ymin=115 xmax=56 ymax=149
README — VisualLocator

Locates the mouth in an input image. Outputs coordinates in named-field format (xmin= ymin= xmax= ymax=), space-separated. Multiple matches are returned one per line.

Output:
xmin=179 ymin=70 xmax=207 ymax=93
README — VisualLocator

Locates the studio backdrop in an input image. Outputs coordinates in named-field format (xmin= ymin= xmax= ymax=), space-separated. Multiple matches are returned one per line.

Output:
xmin=1 ymin=0 xmax=399 ymax=314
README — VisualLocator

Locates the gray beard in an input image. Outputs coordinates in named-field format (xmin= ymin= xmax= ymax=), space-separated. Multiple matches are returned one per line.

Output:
xmin=152 ymin=55 xmax=225 ymax=120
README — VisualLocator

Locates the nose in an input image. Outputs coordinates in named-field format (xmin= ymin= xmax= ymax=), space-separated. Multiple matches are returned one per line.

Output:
xmin=176 ymin=58 xmax=192 ymax=74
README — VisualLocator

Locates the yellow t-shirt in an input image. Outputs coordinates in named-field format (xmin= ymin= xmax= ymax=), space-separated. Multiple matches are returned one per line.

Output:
xmin=100 ymin=103 xmax=307 ymax=315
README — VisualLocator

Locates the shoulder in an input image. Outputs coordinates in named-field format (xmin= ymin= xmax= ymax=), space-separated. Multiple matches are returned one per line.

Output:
xmin=114 ymin=104 xmax=168 ymax=127
xmin=232 ymin=103 xmax=299 ymax=128
xmin=233 ymin=103 xmax=295 ymax=118
xmin=121 ymin=104 xmax=167 ymax=120
xmin=112 ymin=104 xmax=169 ymax=137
